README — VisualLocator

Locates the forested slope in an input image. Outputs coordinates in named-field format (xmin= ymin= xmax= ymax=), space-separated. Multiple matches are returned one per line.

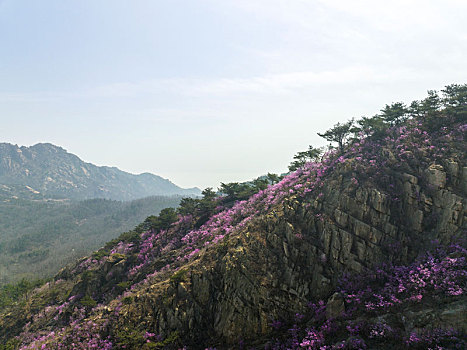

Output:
xmin=0 ymin=196 xmax=182 ymax=285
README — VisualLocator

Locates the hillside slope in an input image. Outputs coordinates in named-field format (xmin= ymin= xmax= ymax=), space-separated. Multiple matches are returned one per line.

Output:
xmin=0 ymin=143 xmax=201 ymax=200
xmin=0 ymin=195 xmax=182 ymax=285
xmin=0 ymin=87 xmax=465 ymax=349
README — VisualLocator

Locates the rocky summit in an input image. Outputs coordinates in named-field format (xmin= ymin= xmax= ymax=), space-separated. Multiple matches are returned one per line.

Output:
xmin=0 ymin=86 xmax=466 ymax=349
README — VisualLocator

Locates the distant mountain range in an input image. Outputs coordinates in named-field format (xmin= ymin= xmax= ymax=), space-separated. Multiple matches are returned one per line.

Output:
xmin=0 ymin=142 xmax=195 ymax=285
xmin=0 ymin=143 xmax=201 ymax=200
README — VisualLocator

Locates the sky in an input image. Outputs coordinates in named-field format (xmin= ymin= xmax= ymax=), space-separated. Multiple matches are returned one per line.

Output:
xmin=1 ymin=0 xmax=466 ymax=190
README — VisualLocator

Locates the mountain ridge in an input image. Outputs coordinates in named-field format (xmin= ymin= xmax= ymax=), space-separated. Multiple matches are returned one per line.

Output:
xmin=0 ymin=142 xmax=201 ymax=200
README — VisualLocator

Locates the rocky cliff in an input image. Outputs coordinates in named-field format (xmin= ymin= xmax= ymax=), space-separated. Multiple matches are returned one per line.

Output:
xmin=102 ymin=132 xmax=466 ymax=347
xmin=0 ymin=92 xmax=465 ymax=349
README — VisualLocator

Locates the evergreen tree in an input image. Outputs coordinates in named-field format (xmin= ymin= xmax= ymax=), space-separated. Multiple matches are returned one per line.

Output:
xmin=288 ymin=146 xmax=323 ymax=171
xmin=266 ymin=173 xmax=282 ymax=184
xmin=441 ymin=84 xmax=467 ymax=122
xmin=317 ymin=119 xmax=354 ymax=153
xmin=177 ymin=197 xmax=199 ymax=216
xmin=379 ymin=102 xmax=408 ymax=126
xmin=195 ymin=188 xmax=218 ymax=227
xmin=353 ymin=115 xmax=387 ymax=139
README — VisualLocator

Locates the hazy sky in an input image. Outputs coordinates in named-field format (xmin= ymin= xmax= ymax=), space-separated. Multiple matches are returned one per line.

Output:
xmin=1 ymin=0 xmax=466 ymax=189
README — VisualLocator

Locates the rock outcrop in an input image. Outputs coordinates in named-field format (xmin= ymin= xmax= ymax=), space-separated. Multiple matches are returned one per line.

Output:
xmin=0 ymin=104 xmax=465 ymax=349
xmin=106 ymin=157 xmax=465 ymax=347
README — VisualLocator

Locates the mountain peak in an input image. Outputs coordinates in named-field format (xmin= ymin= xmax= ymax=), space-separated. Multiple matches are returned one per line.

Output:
xmin=0 ymin=142 xmax=201 ymax=200
xmin=29 ymin=142 xmax=67 ymax=152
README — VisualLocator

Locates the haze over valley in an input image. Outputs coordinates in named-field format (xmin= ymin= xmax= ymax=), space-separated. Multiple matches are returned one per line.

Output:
xmin=0 ymin=143 xmax=199 ymax=285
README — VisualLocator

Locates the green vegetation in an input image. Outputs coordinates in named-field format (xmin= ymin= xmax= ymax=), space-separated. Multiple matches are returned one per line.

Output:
xmin=152 ymin=331 xmax=180 ymax=348
xmin=0 ymin=278 xmax=44 ymax=309
xmin=80 ymin=294 xmax=97 ymax=307
xmin=122 ymin=296 xmax=133 ymax=305
xmin=102 ymin=230 xmax=142 ymax=254
xmin=218 ymin=174 xmax=282 ymax=206
xmin=0 ymin=195 xmax=181 ymax=286
xmin=0 ymin=338 xmax=21 ymax=350
xmin=353 ymin=115 xmax=387 ymax=139
xmin=288 ymin=146 xmax=323 ymax=171
xmin=174 ymin=188 xmax=218 ymax=228
xmin=114 ymin=329 xmax=180 ymax=349
xmin=110 ymin=253 xmax=126 ymax=261
xmin=317 ymin=118 xmax=354 ymax=152
xmin=171 ymin=175 xmax=282 ymax=229
xmin=135 ymin=207 xmax=179 ymax=232
xmin=115 ymin=328 xmax=145 ymax=348
xmin=169 ymin=269 xmax=187 ymax=284
xmin=116 ymin=281 xmax=131 ymax=290
xmin=307 ymin=83 xmax=467 ymax=154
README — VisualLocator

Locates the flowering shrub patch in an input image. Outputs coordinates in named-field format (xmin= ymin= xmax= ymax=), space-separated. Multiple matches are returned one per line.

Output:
xmin=265 ymin=243 xmax=466 ymax=349
xmin=4 ymin=85 xmax=466 ymax=349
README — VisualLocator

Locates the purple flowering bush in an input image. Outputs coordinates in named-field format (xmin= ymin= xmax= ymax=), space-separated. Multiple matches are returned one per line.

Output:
xmin=265 ymin=243 xmax=466 ymax=349
xmin=2 ymin=85 xmax=466 ymax=349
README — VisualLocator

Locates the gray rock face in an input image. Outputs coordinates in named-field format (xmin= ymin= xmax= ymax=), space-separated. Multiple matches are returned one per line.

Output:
xmin=326 ymin=292 xmax=345 ymax=319
xmin=425 ymin=164 xmax=446 ymax=189
xmin=1 ymin=149 xmax=464 ymax=348
xmin=112 ymin=159 xmax=466 ymax=345
xmin=401 ymin=300 xmax=467 ymax=334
